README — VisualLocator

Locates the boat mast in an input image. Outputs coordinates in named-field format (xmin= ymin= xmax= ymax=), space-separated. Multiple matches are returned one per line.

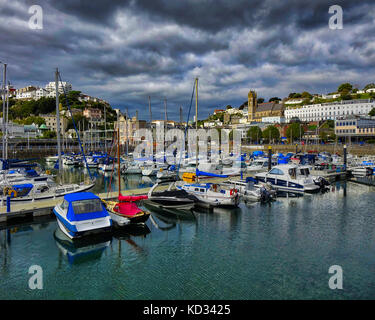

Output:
xmin=5 ymin=80 xmax=9 ymax=160
xmin=126 ymin=108 xmax=129 ymax=156
xmin=195 ymin=77 xmax=198 ymax=181
xmin=55 ymin=68 xmax=62 ymax=172
xmin=2 ymin=63 xmax=6 ymax=160
xmin=117 ymin=126 xmax=121 ymax=195
xmin=104 ymin=104 xmax=107 ymax=153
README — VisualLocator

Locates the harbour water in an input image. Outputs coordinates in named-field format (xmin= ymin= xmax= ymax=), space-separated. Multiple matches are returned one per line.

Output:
xmin=1 ymin=165 xmax=375 ymax=299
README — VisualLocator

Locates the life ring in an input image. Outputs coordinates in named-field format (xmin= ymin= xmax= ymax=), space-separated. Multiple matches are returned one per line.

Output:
xmin=230 ymin=189 xmax=234 ymax=196
xmin=8 ymin=189 xmax=17 ymax=198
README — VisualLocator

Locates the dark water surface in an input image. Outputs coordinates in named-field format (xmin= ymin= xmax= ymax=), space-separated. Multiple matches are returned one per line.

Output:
xmin=1 ymin=168 xmax=375 ymax=299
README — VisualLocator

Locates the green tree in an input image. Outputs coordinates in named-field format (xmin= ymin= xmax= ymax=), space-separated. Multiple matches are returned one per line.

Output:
xmin=364 ymin=83 xmax=375 ymax=91
xmin=286 ymin=123 xmax=304 ymax=142
xmin=301 ymin=91 xmax=312 ymax=99
xmin=257 ymin=98 xmax=265 ymax=104
xmin=246 ymin=126 xmax=262 ymax=143
xmin=226 ymin=105 xmax=232 ymax=110
xmin=41 ymin=130 xmax=57 ymax=139
xmin=269 ymin=97 xmax=280 ymax=102
xmin=66 ymin=114 xmax=89 ymax=131
xmin=369 ymin=108 xmax=375 ymax=116
xmin=338 ymin=83 xmax=353 ymax=93
xmin=262 ymin=125 xmax=280 ymax=143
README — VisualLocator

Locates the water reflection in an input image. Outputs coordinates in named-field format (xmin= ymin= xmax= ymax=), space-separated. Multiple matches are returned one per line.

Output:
xmin=54 ymin=228 xmax=112 ymax=265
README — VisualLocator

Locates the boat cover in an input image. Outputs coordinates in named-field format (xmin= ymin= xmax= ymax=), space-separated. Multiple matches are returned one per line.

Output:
xmin=113 ymin=201 xmax=143 ymax=216
xmin=118 ymin=194 xmax=148 ymax=202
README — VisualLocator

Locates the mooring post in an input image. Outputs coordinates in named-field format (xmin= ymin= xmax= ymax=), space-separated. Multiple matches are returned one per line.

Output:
xmin=343 ymin=144 xmax=347 ymax=172
xmin=6 ymin=196 xmax=10 ymax=213
xmin=268 ymin=146 xmax=272 ymax=171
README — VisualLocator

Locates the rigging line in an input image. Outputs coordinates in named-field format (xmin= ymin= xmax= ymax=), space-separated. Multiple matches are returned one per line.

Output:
xmin=58 ymin=72 xmax=94 ymax=182
xmin=176 ymin=80 xmax=195 ymax=176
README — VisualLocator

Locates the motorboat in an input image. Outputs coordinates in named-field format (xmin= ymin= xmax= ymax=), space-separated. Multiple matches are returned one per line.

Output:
xmin=104 ymin=195 xmax=150 ymax=227
xmin=122 ymin=161 xmax=143 ymax=174
xmin=247 ymin=158 xmax=276 ymax=173
xmin=143 ymin=180 xmax=198 ymax=213
xmin=141 ymin=163 xmax=168 ymax=176
xmin=1 ymin=179 xmax=95 ymax=202
xmin=221 ymin=177 xmax=276 ymax=202
xmin=176 ymin=181 xmax=240 ymax=208
xmin=255 ymin=164 xmax=320 ymax=193
xmin=53 ymin=192 xmax=112 ymax=239
xmin=156 ymin=165 xmax=177 ymax=180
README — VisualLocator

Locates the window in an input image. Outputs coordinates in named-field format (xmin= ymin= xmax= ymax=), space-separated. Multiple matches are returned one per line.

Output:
xmin=269 ymin=168 xmax=284 ymax=175
xmin=72 ymin=199 xmax=103 ymax=214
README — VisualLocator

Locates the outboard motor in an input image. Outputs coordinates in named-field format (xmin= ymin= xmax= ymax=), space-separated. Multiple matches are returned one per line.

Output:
xmin=260 ymin=185 xmax=271 ymax=202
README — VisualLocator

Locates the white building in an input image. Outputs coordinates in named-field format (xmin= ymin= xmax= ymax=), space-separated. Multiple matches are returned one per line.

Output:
xmin=35 ymin=88 xmax=50 ymax=99
xmin=261 ymin=116 xmax=286 ymax=124
xmin=45 ymin=81 xmax=72 ymax=96
xmin=285 ymin=99 xmax=375 ymax=123
xmin=284 ymin=98 xmax=304 ymax=105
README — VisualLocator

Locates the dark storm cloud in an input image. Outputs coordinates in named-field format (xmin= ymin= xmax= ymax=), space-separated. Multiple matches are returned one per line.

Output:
xmin=1 ymin=0 xmax=375 ymax=120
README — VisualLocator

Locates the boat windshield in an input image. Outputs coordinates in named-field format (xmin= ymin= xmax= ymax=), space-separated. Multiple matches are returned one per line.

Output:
xmin=72 ymin=199 xmax=103 ymax=214
xmin=299 ymin=168 xmax=310 ymax=176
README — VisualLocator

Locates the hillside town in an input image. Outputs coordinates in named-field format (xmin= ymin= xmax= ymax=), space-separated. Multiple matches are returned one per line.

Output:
xmin=1 ymin=81 xmax=375 ymax=150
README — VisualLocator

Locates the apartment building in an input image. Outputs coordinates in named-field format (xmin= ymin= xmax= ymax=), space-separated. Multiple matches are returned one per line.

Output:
xmin=285 ymin=99 xmax=375 ymax=122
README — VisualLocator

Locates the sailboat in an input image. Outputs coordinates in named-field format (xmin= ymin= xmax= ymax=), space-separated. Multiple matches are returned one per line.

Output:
xmin=104 ymin=128 xmax=150 ymax=227
xmin=176 ymin=78 xmax=239 ymax=208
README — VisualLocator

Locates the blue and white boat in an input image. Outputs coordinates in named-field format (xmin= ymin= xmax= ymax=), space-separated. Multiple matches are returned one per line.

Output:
xmin=255 ymin=164 xmax=320 ymax=193
xmin=53 ymin=192 xmax=112 ymax=239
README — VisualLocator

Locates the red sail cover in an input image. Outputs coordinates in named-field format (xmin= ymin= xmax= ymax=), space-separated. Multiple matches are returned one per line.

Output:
xmin=118 ymin=195 xmax=148 ymax=202
xmin=114 ymin=202 xmax=143 ymax=216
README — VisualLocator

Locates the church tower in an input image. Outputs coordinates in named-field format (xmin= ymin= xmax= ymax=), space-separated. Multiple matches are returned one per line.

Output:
xmin=248 ymin=90 xmax=257 ymax=122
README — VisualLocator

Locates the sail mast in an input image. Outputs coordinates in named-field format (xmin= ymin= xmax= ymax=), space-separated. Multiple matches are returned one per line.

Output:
xmin=2 ymin=63 xmax=6 ymax=160
xmin=55 ymin=68 xmax=62 ymax=172
xmin=117 ymin=126 xmax=121 ymax=195
xmin=195 ymin=77 xmax=198 ymax=181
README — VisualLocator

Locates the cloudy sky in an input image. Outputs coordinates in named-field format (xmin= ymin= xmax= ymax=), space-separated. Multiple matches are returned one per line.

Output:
xmin=0 ymin=0 xmax=374 ymax=120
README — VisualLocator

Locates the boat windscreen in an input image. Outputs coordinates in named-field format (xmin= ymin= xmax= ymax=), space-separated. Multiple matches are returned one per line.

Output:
xmin=72 ymin=199 xmax=103 ymax=214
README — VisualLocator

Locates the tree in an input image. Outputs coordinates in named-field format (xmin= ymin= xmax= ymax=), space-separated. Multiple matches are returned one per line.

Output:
xmin=269 ymin=97 xmax=280 ymax=102
xmin=246 ymin=126 xmax=262 ymax=143
xmin=369 ymin=108 xmax=375 ymax=117
xmin=41 ymin=130 xmax=56 ymax=139
xmin=226 ymin=105 xmax=232 ymax=110
xmin=257 ymin=98 xmax=264 ymax=104
xmin=364 ymin=83 xmax=375 ymax=91
xmin=262 ymin=125 xmax=280 ymax=143
xmin=286 ymin=123 xmax=304 ymax=142
xmin=301 ymin=91 xmax=312 ymax=99
xmin=66 ymin=114 xmax=89 ymax=131
xmin=337 ymin=83 xmax=352 ymax=93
